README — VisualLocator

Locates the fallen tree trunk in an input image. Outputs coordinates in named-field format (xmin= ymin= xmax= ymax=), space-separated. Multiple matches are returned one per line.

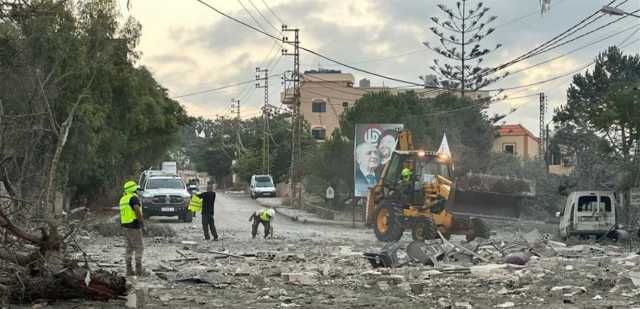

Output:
xmin=2 ymin=263 xmax=126 ymax=303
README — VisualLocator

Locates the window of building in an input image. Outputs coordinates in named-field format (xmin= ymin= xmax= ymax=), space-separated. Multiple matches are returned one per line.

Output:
xmin=503 ymin=143 xmax=516 ymax=154
xmin=311 ymin=127 xmax=326 ymax=140
xmin=312 ymin=99 xmax=327 ymax=113
xmin=342 ymin=102 xmax=349 ymax=108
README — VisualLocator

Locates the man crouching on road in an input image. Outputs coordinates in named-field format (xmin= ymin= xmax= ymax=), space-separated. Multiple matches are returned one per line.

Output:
xmin=120 ymin=180 xmax=145 ymax=276
xmin=250 ymin=209 xmax=275 ymax=239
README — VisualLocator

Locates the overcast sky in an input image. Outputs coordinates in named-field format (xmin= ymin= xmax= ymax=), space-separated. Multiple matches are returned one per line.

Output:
xmin=118 ymin=0 xmax=640 ymax=136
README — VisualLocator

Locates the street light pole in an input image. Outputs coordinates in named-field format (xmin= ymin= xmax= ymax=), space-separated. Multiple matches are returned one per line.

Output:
xmin=600 ymin=6 xmax=640 ymax=18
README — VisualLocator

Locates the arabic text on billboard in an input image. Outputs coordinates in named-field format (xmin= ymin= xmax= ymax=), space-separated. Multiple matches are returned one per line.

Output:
xmin=354 ymin=124 xmax=403 ymax=197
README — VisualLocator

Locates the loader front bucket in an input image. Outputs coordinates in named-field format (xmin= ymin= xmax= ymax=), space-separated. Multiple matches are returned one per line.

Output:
xmin=449 ymin=173 xmax=535 ymax=220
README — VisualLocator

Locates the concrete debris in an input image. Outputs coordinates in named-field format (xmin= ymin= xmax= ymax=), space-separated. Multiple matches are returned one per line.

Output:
xmin=454 ymin=301 xmax=472 ymax=308
xmin=628 ymin=272 xmax=640 ymax=287
xmin=69 ymin=197 xmax=640 ymax=308
xmin=364 ymin=241 xmax=403 ymax=268
xmin=523 ymin=228 xmax=543 ymax=245
xmin=282 ymin=272 xmax=316 ymax=285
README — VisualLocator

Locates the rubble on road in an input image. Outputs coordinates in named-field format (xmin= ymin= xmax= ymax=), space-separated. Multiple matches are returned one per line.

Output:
xmin=72 ymin=219 xmax=640 ymax=308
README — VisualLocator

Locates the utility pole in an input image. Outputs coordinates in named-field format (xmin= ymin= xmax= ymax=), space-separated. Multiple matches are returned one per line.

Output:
xmin=282 ymin=24 xmax=302 ymax=208
xmin=539 ymin=92 xmax=547 ymax=162
xmin=230 ymin=98 xmax=241 ymax=185
xmin=256 ymin=67 xmax=271 ymax=175
xmin=231 ymin=98 xmax=240 ymax=119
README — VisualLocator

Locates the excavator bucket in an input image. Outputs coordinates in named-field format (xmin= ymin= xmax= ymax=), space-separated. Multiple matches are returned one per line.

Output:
xmin=449 ymin=173 xmax=535 ymax=220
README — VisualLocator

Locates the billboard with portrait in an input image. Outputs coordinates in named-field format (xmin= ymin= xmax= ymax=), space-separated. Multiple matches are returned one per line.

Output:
xmin=354 ymin=124 xmax=404 ymax=197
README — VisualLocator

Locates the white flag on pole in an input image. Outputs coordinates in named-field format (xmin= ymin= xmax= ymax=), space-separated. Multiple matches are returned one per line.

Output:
xmin=437 ymin=133 xmax=451 ymax=157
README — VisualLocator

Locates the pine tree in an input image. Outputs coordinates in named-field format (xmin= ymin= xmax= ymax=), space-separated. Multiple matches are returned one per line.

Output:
xmin=424 ymin=0 xmax=505 ymax=96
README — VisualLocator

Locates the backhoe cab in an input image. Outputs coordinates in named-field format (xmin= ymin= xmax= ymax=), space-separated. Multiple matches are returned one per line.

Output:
xmin=367 ymin=130 xmax=490 ymax=242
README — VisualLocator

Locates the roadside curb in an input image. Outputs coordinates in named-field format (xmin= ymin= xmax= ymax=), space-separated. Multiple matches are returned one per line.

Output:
xmin=255 ymin=199 xmax=366 ymax=229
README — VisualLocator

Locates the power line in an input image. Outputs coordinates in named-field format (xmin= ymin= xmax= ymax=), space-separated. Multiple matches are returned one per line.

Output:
xmin=505 ymin=22 xmax=640 ymax=78
xmin=480 ymin=0 xmax=619 ymax=79
xmin=486 ymin=36 xmax=640 ymax=92
xmin=525 ymin=8 xmax=640 ymax=60
xmin=195 ymin=0 xmax=428 ymax=88
xmin=492 ymin=0 xmax=570 ymax=29
xmin=174 ymin=79 xmax=258 ymax=98
xmin=260 ymin=0 xmax=284 ymax=25
xmin=248 ymin=0 xmax=281 ymax=35
xmin=237 ymin=0 xmax=268 ymax=34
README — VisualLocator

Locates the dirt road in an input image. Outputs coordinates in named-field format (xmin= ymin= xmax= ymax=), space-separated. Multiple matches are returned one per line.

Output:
xmin=44 ymin=193 xmax=640 ymax=308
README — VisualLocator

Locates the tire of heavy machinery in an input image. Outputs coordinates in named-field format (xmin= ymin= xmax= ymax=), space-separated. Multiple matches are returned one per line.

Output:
xmin=411 ymin=218 xmax=438 ymax=241
xmin=373 ymin=203 xmax=404 ymax=242
xmin=467 ymin=218 xmax=490 ymax=241
xmin=182 ymin=210 xmax=193 ymax=223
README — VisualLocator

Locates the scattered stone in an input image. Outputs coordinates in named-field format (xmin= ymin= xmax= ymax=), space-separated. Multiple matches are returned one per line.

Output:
xmin=454 ymin=301 xmax=472 ymax=308
xmin=628 ymin=272 xmax=640 ymax=287
xmin=592 ymin=295 xmax=603 ymax=300
xmin=376 ymin=281 xmax=391 ymax=291
xmin=503 ymin=252 xmax=529 ymax=265
xmin=282 ymin=272 xmax=316 ymax=285
xmin=495 ymin=301 xmax=515 ymax=308
xmin=410 ymin=283 xmax=425 ymax=294
xmin=523 ymin=229 xmax=543 ymax=245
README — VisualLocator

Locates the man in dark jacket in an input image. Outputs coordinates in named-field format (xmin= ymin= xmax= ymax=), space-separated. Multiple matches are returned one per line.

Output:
xmin=195 ymin=185 xmax=218 ymax=241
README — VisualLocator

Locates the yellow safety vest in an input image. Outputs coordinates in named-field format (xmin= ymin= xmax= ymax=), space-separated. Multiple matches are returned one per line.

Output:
xmin=260 ymin=209 xmax=270 ymax=222
xmin=119 ymin=193 xmax=141 ymax=224
xmin=188 ymin=194 xmax=202 ymax=212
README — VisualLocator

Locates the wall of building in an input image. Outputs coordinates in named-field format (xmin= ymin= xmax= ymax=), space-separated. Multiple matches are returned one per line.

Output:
xmin=300 ymin=82 xmax=364 ymax=139
xmin=493 ymin=135 xmax=540 ymax=159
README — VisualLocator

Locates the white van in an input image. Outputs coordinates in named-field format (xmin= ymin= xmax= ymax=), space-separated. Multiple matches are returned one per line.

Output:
xmin=250 ymin=175 xmax=276 ymax=199
xmin=557 ymin=191 xmax=618 ymax=239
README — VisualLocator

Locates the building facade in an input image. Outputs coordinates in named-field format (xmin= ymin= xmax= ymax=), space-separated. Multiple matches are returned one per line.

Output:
xmin=286 ymin=70 xmax=487 ymax=140
xmin=493 ymin=124 xmax=540 ymax=160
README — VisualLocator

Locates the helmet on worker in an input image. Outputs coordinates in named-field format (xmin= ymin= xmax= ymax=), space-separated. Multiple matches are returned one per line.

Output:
xmin=123 ymin=180 xmax=138 ymax=194
xmin=401 ymin=167 xmax=413 ymax=181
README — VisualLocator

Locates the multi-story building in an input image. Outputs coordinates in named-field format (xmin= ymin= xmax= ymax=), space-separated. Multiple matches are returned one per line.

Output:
xmin=493 ymin=124 xmax=540 ymax=160
xmin=284 ymin=70 xmax=487 ymax=140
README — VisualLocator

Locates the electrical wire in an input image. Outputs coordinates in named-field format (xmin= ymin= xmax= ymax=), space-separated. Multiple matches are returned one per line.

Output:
xmin=174 ymin=78 xmax=263 ymax=98
xmin=480 ymin=0 xmax=619 ymax=78
xmin=492 ymin=0 xmax=571 ymax=29
xmin=237 ymin=0 xmax=268 ymax=34
xmin=248 ymin=0 xmax=281 ymax=35
xmin=504 ymin=22 xmax=640 ymax=78
xmin=260 ymin=0 xmax=284 ymax=26
xmin=486 ymin=36 xmax=640 ymax=92
xmin=195 ymin=0 xmax=429 ymax=88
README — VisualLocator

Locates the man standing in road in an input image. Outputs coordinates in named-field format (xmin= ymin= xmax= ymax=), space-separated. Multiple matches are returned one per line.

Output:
xmin=119 ymin=180 xmax=145 ymax=276
xmin=190 ymin=185 xmax=218 ymax=241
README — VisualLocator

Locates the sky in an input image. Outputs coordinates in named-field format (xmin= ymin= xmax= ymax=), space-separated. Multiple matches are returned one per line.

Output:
xmin=117 ymin=0 xmax=640 ymax=136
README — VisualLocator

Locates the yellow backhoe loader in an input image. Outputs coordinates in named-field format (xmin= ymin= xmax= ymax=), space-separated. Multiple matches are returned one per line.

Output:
xmin=367 ymin=130 xmax=492 ymax=241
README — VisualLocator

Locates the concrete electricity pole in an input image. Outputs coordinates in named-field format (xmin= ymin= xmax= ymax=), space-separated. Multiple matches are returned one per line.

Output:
xmin=256 ymin=67 xmax=271 ymax=175
xmin=281 ymin=24 xmax=302 ymax=208
xmin=539 ymin=92 xmax=547 ymax=161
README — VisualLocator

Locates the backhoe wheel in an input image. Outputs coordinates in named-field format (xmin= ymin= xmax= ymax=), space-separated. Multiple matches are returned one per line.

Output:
xmin=373 ymin=204 xmax=404 ymax=242
xmin=411 ymin=218 xmax=438 ymax=241
xmin=466 ymin=218 xmax=490 ymax=241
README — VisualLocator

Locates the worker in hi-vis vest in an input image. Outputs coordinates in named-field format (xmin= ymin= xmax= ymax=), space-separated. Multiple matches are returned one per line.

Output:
xmin=119 ymin=180 xmax=145 ymax=276
xmin=249 ymin=208 xmax=275 ymax=239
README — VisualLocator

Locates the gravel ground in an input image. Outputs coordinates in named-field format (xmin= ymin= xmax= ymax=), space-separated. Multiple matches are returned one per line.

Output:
xmin=19 ymin=193 xmax=640 ymax=309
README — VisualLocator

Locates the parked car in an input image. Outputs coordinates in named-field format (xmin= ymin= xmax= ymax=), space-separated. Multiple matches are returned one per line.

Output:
xmin=138 ymin=174 xmax=192 ymax=222
xmin=138 ymin=170 xmax=173 ymax=190
xmin=556 ymin=191 xmax=625 ymax=240
xmin=249 ymin=175 xmax=276 ymax=199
